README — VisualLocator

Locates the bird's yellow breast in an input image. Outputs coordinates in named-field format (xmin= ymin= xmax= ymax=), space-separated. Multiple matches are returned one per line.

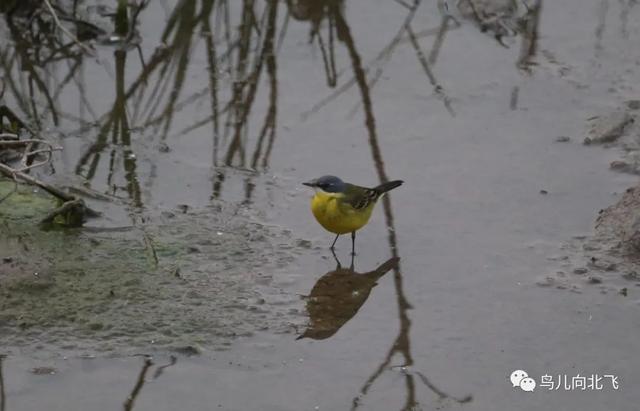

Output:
xmin=310 ymin=191 xmax=375 ymax=234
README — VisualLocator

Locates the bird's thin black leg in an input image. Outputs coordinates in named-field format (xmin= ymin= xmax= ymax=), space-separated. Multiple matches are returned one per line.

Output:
xmin=331 ymin=247 xmax=342 ymax=269
xmin=351 ymin=231 xmax=356 ymax=256
xmin=330 ymin=234 xmax=340 ymax=250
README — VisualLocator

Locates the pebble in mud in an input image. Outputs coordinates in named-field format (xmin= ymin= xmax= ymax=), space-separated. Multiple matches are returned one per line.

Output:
xmin=172 ymin=345 xmax=200 ymax=356
xmin=609 ymin=160 xmax=640 ymax=175
xmin=583 ymin=110 xmax=633 ymax=145
xmin=626 ymin=100 xmax=640 ymax=110
xmin=582 ymin=243 xmax=601 ymax=251
xmin=536 ymin=275 xmax=559 ymax=287
xmin=588 ymin=258 xmax=617 ymax=272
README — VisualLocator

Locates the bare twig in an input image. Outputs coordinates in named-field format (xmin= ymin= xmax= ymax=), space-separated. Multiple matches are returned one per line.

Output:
xmin=19 ymin=140 xmax=35 ymax=169
xmin=0 ymin=139 xmax=61 ymax=150
xmin=1 ymin=139 xmax=62 ymax=173
xmin=1 ymin=136 xmax=64 ymax=203
xmin=0 ymin=162 xmax=73 ymax=202
xmin=0 ymin=132 xmax=98 ymax=223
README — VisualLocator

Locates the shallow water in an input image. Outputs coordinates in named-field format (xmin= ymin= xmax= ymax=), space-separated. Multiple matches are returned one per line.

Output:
xmin=1 ymin=0 xmax=640 ymax=410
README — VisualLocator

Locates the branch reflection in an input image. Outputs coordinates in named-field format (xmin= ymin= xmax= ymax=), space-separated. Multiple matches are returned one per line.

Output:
xmin=123 ymin=356 xmax=153 ymax=411
xmin=0 ymin=354 xmax=5 ymax=411
xmin=0 ymin=0 xmax=547 ymax=210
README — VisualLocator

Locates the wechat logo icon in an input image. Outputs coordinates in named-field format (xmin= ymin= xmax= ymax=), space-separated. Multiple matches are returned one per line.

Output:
xmin=510 ymin=370 xmax=536 ymax=392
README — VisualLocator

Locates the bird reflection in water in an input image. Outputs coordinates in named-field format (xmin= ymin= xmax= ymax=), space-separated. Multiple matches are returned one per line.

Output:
xmin=297 ymin=254 xmax=399 ymax=341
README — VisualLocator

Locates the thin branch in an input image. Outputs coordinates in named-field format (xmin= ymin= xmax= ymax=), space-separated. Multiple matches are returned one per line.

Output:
xmin=0 ymin=139 xmax=62 ymax=150
xmin=0 ymin=162 xmax=72 ymax=202
xmin=0 ymin=139 xmax=63 ymax=173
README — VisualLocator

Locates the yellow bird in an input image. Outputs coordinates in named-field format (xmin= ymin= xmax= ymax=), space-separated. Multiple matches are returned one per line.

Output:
xmin=303 ymin=175 xmax=403 ymax=254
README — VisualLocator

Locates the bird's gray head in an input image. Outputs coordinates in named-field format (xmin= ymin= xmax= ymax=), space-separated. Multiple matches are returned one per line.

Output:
xmin=302 ymin=175 xmax=346 ymax=193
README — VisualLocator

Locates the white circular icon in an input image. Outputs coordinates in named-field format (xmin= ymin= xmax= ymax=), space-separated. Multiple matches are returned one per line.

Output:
xmin=510 ymin=370 xmax=528 ymax=387
xmin=520 ymin=377 xmax=536 ymax=392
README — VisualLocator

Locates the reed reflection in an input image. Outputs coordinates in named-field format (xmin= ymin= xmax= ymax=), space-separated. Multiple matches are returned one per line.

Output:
xmin=1 ymin=0 xmax=545 ymax=209
xmin=123 ymin=356 xmax=153 ymax=411
xmin=74 ymin=1 xmax=146 ymax=206
xmin=0 ymin=354 xmax=5 ymax=411
xmin=287 ymin=0 xmax=341 ymax=87
xmin=1 ymin=0 xmax=283 ymax=207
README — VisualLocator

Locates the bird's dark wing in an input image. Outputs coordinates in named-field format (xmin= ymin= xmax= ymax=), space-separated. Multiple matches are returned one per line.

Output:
xmin=343 ymin=184 xmax=379 ymax=210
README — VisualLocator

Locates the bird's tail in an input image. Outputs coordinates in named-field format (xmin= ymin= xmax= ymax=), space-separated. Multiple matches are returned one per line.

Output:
xmin=373 ymin=180 xmax=403 ymax=195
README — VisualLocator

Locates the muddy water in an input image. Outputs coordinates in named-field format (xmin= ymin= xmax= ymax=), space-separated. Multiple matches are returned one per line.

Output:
xmin=2 ymin=0 xmax=640 ymax=410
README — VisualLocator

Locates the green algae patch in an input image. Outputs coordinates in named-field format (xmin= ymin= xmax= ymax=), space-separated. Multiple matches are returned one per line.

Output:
xmin=0 ymin=195 xmax=306 ymax=356
xmin=0 ymin=181 xmax=58 ymax=221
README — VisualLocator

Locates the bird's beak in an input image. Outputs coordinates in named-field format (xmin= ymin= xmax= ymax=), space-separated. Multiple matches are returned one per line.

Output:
xmin=302 ymin=179 xmax=317 ymax=187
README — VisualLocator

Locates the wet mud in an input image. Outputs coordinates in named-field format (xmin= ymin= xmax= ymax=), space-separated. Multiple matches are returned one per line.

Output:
xmin=1 ymin=181 xmax=308 ymax=355
xmin=541 ymin=101 xmax=640 ymax=296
